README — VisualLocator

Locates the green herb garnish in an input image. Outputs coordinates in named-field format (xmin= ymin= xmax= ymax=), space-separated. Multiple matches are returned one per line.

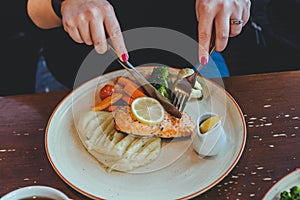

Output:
xmin=280 ymin=186 xmax=300 ymax=200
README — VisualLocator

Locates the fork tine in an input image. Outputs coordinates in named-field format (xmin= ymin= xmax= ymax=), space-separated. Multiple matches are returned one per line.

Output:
xmin=177 ymin=93 xmax=185 ymax=110
xmin=171 ymin=93 xmax=177 ymax=107
xmin=179 ymin=94 xmax=189 ymax=112
xmin=172 ymin=91 xmax=189 ymax=112
xmin=172 ymin=87 xmax=190 ymax=111
xmin=171 ymin=74 xmax=195 ymax=112
xmin=172 ymin=92 xmax=181 ymax=109
xmin=171 ymin=42 xmax=216 ymax=112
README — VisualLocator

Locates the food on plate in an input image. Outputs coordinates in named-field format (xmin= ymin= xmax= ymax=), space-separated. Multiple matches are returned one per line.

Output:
xmin=99 ymin=84 xmax=115 ymax=99
xmin=77 ymin=111 xmax=161 ymax=172
xmin=173 ymin=68 xmax=203 ymax=99
xmin=191 ymin=79 xmax=203 ymax=99
xmin=280 ymin=185 xmax=300 ymax=200
xmin=92 ymin=76 xmax=148 ymax=112
xmin=76 ymin=66 xmax=202 ymax=172
xmin=93 ymin=93 xmax=123 ymax=111
xmin=115 ymin=106 xmax=196 ymax=138
xmin=199 ymin=115 xmax=221 ymax=134
xmin=116 ymin=76 xmax=146 ymax=99
xmin=148 ymin=66 xmax=171 ymax=99
xmin=94 ymin=67 xmax=203 ymax=115
xmin=116 ymin=76 xmax=147 ymax=105
xmin=148 ymin=66 xmax=203 ymax=100
xmin=177 ymin=68 xmax=194 ymax=79
xmin=131 ymin=97 xmax=165 ymax=125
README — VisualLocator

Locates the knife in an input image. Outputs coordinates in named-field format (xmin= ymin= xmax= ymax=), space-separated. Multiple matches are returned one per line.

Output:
xmin=108 ymin=45 xmax=182 ymax=118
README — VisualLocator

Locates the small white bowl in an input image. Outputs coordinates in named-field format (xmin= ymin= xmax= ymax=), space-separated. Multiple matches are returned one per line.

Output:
xmin=192 ymin=112 xmax=227 ymax=157
xmin=0 ymin=185 xmax=70 ymax=200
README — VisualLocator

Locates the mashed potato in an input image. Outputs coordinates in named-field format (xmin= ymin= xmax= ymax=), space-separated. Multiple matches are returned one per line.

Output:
xmin=76 ymin=111 xmax=161 ymax=172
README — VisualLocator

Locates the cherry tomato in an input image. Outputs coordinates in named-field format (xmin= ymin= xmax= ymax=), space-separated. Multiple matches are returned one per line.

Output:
xmin=99 ymin=84 xmax=114 ymax=100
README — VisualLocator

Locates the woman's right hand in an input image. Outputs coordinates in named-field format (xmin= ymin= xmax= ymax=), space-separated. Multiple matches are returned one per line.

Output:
xmin=61 ymin=0 xmax=128 ymax=59
xmin=195 ymin=0 xmax=251 ymax=65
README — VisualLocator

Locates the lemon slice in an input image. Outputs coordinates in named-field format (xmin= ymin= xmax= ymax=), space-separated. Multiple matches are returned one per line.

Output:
xmin=131 ymin=97 xmax=164 ymax=125
xmin=200 ymin=115 xmax=221 ymax=133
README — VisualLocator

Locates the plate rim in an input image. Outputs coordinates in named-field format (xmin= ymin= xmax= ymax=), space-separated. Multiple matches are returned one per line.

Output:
xmin=45 ymin=66 xmax=247 ymax=199
xmin=180 ymin=75 xmax=247 ymax=199
xmin=262 ymin=168 xmax=300 ymax=200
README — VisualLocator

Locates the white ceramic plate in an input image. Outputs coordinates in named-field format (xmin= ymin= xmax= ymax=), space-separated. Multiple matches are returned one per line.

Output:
xmin=0 ymin=186 xmax=70 ymax=200
xmin=263 ymin=168 xmax=300 ymax=200
xmin=45 ymin=67 xmax=246 ymax=200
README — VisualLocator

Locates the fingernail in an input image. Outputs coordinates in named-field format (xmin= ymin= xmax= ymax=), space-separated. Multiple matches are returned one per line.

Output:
xmin=121 ymin=53 xmax=129 ymax=62
xmin=200 ymin=56 xmax=208 ymax=66
xmin=95 ymin=45 xmax=107 ymax=54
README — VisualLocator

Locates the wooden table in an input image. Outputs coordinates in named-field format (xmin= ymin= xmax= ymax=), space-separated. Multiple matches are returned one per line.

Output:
xmin=1 ymin=70 xmax=299 ymax=199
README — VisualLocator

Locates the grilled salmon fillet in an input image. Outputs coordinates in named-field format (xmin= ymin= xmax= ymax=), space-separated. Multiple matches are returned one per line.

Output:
xmin=114 ymin=106 xmax=196 ymax=138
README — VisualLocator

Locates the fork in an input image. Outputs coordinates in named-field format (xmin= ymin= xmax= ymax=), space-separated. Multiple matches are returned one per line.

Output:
xmin=171 ymin=45 xmax=215 ymax=112
xmin=107 ymin=43 xmax=182 ymax=118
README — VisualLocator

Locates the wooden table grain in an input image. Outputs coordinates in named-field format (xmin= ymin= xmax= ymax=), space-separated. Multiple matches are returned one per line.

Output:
xmin=1 ymin=70 xmax=299 ymax=200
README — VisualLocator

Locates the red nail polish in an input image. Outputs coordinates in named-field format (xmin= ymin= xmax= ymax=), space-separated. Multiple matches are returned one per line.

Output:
xmin=121 ymin=53 xmax=129 ymax=62
xmin=200 ymin=56 xmax=208 ymax=66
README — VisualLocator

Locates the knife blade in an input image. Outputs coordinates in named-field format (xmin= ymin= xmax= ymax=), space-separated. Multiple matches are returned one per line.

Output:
xmin=108 ymin=45 xmax=182 ymax=118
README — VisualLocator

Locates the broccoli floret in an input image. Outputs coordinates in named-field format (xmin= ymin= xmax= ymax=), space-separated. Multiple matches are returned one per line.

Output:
xmin=290 ymin=186 xmax=300 ymax=199
xmin=280 ymin=191 xmax=292 ymax=200
xmin=280 ymin=186 xmax=300 ymax=200
xmin=149 ymin=66 xmax=170 ymax=99
xmin=149 ymin=66 xmax=168 ymax=86
xmin=157 ymin=86 xmax=169 ymax=98
xmin=160 ymin=66 xmax=169 ymax=79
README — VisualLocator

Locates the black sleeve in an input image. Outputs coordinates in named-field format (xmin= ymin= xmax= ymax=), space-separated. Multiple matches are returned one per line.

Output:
xmin=0 ymin=0 xmax=43 ymax=95
xmin=1 ymin=0 xmax=41 ymax=38
xmin=267 ymin=0 xmax=300 ymax=50
xmin=43 ymin=0 xmax=199 ymax=89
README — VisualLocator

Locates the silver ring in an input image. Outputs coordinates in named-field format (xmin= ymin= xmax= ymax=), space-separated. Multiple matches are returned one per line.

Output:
xmin=230 ymin=19 xmax=243 ymax=25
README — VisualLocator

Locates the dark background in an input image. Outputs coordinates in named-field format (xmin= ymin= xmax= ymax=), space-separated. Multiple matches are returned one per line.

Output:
xmin=1 ymin=0 xmax=299 ymax=96
xmin=222 ymin=24 xmax=300 ymax=76
xmin=223 ymin=0 xmax=300 ymax=75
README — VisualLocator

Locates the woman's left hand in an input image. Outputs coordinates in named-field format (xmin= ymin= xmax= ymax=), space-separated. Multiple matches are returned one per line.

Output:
xmin=195 ymin=0 xmax=251 ymax=65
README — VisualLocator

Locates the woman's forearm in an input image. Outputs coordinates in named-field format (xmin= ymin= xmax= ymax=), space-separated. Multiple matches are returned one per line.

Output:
xmin=27 ymin=0 xmax=62 ymax=29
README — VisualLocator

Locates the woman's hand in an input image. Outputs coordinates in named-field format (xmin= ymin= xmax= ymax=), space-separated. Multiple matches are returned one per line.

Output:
xmin=61 ymin=0 xmax=128 ymax=58
xmin=195 ymin=0 xmax=251 ymax=65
